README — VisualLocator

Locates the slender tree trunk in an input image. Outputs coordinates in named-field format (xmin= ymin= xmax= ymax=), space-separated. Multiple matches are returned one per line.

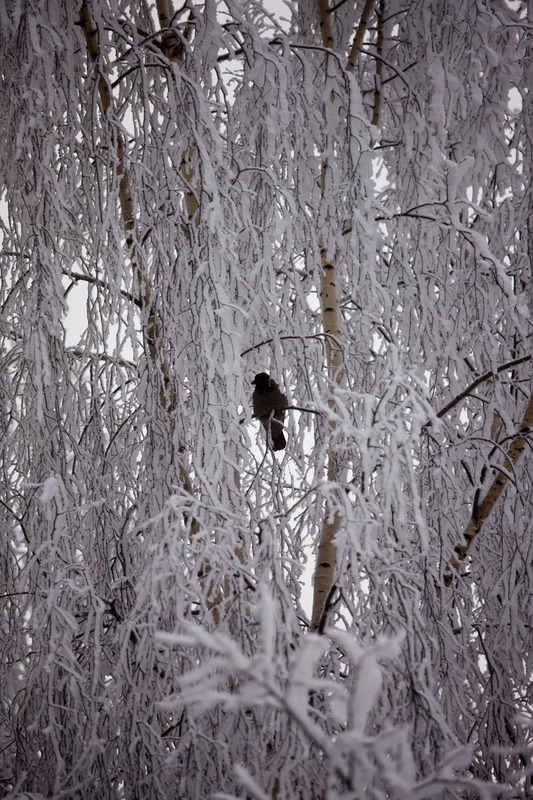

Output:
xmin=310 ymin=1 xmax=347 ymax=632
xmin=310 ymin=0 xmax=378 ymax=632
xmin=311 ymin=255 xmax=344 ymax=631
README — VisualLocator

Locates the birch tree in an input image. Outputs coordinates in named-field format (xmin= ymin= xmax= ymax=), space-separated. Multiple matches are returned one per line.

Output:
xmin=1 ymin=1 xmax=532 ymax=798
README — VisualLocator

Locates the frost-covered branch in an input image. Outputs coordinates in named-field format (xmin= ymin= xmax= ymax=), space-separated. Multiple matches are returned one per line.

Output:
xmin=445 ymin=389 xmax=533 ymax=583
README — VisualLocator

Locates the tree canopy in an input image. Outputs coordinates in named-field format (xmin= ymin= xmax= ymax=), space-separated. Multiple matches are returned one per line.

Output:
xmin=1 ymin=1 xmax=532 ymax=798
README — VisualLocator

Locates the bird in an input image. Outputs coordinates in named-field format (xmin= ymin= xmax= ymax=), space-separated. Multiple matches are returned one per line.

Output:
xmin=251 ymin=372 xmax=288 ymax=451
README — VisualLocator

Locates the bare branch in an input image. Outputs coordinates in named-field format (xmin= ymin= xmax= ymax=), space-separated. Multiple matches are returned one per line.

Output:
xmin=437 ymin=354 xmax=533 ymax=419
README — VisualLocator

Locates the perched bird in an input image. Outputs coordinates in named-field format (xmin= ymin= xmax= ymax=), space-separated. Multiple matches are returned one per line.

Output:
xmin=251 ymin=372 xmax=288 ymax=451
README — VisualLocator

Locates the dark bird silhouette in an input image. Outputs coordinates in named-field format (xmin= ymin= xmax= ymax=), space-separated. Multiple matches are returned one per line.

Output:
xmin=251 ymin=372 xmax=288 ymax=451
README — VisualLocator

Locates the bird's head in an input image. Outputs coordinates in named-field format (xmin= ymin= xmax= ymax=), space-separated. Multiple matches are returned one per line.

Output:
xmin=252 ymin=372 xmax=271 ymax=392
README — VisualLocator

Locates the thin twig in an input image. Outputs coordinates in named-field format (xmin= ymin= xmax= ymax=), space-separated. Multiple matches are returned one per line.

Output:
xmin=240 ymin=406 xmax=322 ymax=425
xmin=63 ymin=270 xmax=137 ymax=305
xmin=240 ymin=333 xmax=340 ymax=357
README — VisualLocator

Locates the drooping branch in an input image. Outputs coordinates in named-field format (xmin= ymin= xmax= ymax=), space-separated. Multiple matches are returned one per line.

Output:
xmin=154 ymin=1 xmax=228 ymax=570
xmin=78 ymin=1 xmax=198 ymax=528
xmin=78 ymin=0 xmax=193 ymax=415
xmin=79 ymin=1 xmax=173 ymax=408
xmin=78 ymin=2 xmax=151 ymax=315
xmin=155 ymin=0 xmax=199 ymax=222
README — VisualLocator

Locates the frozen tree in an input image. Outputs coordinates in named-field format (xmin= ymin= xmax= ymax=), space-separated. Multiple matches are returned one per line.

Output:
xmin=1 ymin=0 xmax=532 ymax=797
